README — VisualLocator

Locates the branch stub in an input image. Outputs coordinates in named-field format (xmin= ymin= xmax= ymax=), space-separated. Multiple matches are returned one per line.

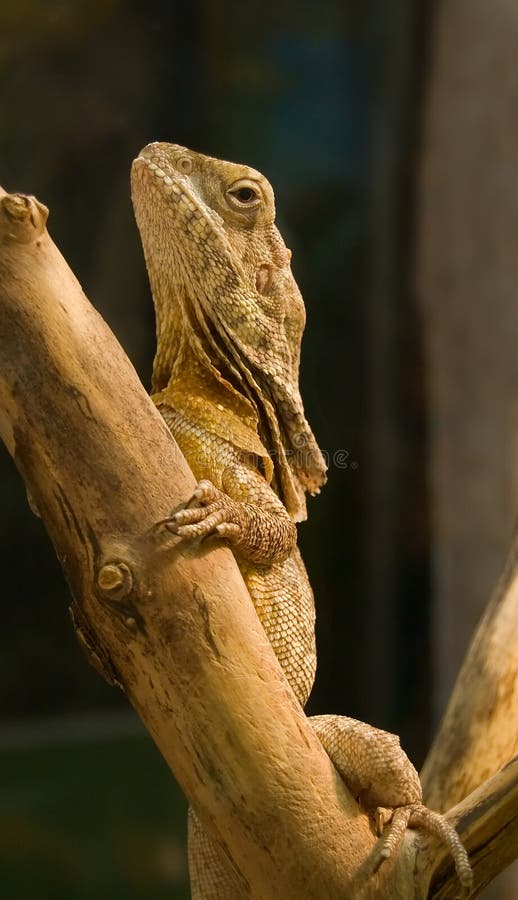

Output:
xmin=97 ymin=561 xmax=133 ymax=600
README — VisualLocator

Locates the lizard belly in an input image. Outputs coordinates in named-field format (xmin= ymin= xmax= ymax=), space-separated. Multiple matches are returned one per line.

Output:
xmin=239 ymin=549 xmax=316 ymax=707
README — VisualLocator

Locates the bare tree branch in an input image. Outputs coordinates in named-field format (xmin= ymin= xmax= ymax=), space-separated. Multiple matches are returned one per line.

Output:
xmin=421 ymin=546 xmax=518 ymax=811
xmin=0 ymin=187 xmax=516 ymax=897
xmin=0 ymin=188 xmax=378 ymax=897
xmin=419 ymin=756 xmax=518 ymax=898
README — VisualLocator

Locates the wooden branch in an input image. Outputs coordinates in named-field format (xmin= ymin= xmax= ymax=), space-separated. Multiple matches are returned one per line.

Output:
xmin=1 ymin=186 xmax=516 ymax=899
xmin=421 ymin=540 xmax=518 ymax=811
xmin=417 ymin=756 xmax=518 ymax=898
xmin=0 ymin=188 xmax=378 ymax=897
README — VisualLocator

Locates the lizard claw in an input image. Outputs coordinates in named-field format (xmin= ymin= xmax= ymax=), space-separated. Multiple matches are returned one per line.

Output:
xmin=158 ymin=480 xmax=243 ymax=542
xmin=187 ymin=480 xmax=221 ymax=506
xmin=373 ymin=806 xmax=393 ymax=837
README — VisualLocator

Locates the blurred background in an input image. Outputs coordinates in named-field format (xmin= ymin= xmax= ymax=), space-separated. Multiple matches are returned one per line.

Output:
xmin=1 ymin=1 xmax=517 ymax=897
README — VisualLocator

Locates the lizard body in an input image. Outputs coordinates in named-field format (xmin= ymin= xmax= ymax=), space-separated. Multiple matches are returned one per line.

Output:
xmin=131 ymin=143 xmax=472 ymax=897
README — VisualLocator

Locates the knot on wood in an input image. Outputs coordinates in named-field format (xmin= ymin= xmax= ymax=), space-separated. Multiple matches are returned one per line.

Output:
xmin=0 ymin=192 xmax=48 ymax=242
xmin=97 ymin=561 xmax=133 ymax=600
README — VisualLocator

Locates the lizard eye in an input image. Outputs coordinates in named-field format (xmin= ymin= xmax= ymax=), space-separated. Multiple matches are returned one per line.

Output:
xmin=233 ymin=187 xmax=256 ymax=203
xmin=226 ymin=180 xmax=261 ymax=210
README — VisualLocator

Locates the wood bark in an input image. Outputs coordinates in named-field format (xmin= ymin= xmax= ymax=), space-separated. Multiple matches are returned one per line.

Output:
xmin=0 ymin=187 xmax=515 ymax=898
xmin=421 ymin=542 xmax=518 ymax=812
xmin=421 ymin=757 xmax=518 ymax=899
xmin=0 ymin=190 xmax=375 ymax=897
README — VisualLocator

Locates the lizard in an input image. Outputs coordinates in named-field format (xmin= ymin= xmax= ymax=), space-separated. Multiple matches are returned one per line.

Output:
xmin=130 ymin=142 xmax=473 ymax=897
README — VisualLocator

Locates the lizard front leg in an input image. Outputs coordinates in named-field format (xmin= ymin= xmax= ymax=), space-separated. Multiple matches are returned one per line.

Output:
xmin=160 ymin=465 xmax=297 ymax=565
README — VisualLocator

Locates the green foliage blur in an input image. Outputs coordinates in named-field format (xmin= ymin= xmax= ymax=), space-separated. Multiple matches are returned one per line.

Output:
xmin=0 ymin=728 xmax=189 ymax=898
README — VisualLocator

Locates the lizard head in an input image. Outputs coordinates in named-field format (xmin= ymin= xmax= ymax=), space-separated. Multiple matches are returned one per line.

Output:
xmin=131 ymin=142 xmax=327 ymax=520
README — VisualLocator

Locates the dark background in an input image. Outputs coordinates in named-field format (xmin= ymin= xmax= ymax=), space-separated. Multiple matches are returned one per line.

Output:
xmin=1 ymin=2 xmax=499 ymax=898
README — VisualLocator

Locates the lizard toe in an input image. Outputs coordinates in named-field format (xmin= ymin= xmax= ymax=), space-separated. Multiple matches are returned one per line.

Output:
xmin=189 ymin=479 xmax=221 ymax=506
xmin=172 ymin=502 xmax=222 ymax=526
xmin=176 ymin=507 xmax=234 ymax=539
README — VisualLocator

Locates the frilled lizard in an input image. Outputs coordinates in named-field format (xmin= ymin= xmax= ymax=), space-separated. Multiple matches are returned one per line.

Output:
xmin=131 ymin=143 xmax=472 ymax=897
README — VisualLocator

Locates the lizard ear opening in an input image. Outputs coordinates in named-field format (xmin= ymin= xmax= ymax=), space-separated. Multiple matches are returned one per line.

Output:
xmin=177 ymin=156 xmax=193 ymax=175
xmin=255 ymin=264 xmax=273 ymax=294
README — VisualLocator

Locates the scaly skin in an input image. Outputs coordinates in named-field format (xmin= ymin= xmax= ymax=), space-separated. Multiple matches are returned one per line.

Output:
xmin=131 ymin=142 xmax=472 ymax=897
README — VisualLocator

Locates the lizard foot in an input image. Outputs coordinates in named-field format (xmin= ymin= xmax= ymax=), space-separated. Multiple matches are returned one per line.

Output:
xmin=155 ymin=477 xmax=297 ymax=564
xmin=158 ymin=480 xmax=242 ymax=542
xmin=367 ymin=802 xmax=472 ymax=891
xmin=311 ymin=715 xmax=473 ymax=891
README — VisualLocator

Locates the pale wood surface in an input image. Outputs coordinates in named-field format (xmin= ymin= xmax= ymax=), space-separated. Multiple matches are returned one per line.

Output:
xmin=0 ymin=188 xmax=373 ymax=898
xmin=0 ymin=187 xmax=516 ymax=897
